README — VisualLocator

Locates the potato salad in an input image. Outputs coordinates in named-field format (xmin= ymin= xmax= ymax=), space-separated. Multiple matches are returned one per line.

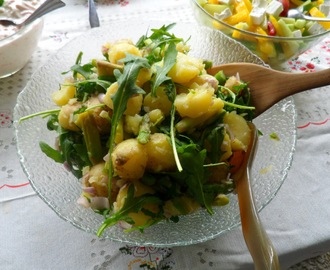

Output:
xmin=25 ymin=24 xmax=255 ymax=235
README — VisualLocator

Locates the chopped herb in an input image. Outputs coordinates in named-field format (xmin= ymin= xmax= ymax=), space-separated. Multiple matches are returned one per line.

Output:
xmin=270 ymin=132 xmax=280 ymax=141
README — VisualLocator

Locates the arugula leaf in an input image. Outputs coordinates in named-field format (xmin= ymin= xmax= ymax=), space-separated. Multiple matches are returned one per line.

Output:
xmin=56 ymin=127 xmax=91 ymax=178
xmin=203 ymin=126 xmax=225 ymax=164
xmin=18 ymin=109 xmax=60 ymax=124
xmin=175 ymin=143 xmax=213 ymax=215
xmin=70 ymin=63 xmax=94 ymax=79
xmin=106 ymin=54 xmax=150 ymax=200
xmin=97 ymin=184 xmax=162 ymax=236
xmin=151 ymin=42 xmax=178 ymax=96
xmin=217 ymin=82 xmax=255 ymax=120
xmin=74 ymin=79 xmax=111 ymax=102
xmin=0 ymin=0 xmax=4 ymax=7
xmin=136 ymin=23 xmax=184 ymax=64
xmin=39 ymin=142 xmax=64 ymax=163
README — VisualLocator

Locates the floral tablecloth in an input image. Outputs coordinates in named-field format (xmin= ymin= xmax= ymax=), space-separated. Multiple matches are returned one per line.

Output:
xmin=1 ymin=0 xmax=330 ymax=269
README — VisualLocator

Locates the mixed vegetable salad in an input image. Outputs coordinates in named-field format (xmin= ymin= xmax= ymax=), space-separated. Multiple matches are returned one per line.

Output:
xmin=197 ymin=0 xmax=330 ymax=63
xmin=20 ymin=24 xmax=255 ymax=236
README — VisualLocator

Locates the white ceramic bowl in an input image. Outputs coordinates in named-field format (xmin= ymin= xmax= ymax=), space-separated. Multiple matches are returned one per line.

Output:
xmin=0 ymin=18 xmax=44 ymax=78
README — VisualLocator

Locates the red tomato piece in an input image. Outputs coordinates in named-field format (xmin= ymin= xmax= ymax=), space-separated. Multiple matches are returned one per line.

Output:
xmin=229 ymin=151 xmax=245 ymax=174
xmin=278 ymin=0 xmax=290 ymax=17
xmin=267 ymin=21 xmax=276 ymax=36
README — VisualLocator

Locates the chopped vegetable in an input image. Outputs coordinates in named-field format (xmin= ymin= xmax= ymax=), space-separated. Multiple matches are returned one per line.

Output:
xmin=198 ymin=0 xmax=330 ymax=63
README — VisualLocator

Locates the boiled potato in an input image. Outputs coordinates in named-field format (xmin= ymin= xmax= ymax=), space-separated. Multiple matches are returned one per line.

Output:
xmin=52 ymin=79 xmax=76 ymax=106
xmin=188 ymin=74 xmax=219 ymax=91
xmin=148 ymin=109 xmax=164 ymax=126
xmin=124 ymin=114 xmax=143 ymax=136
xmin=136 ymin=67 xmax=152 ymax=87
xmin=85 ymin=96 xmax=111 ymax=134
xmin=104 ymin=82 xmax=143 ymax=116
xmin=145 ymin=133 xmax=176 ymax=172
xmin=115 ymin=181 xmax=158 ymax=227
xmin=224 ymin=75 xmax=242 ymax=92
xmin=175 ymin=97 xmax=224 ymax=133
xmin=111 ymin=138 xmax=147 ymax=181
xmin=220 ymin=133 xmax=233 ymax=161
xmin=174 ymin=84 xmax=215 ymax=118
xmin=143 ymin=86 xmax=172 ymax=116
xmin=107 ymin=41 xmax=142 ymax=64
xmin=167 ymin=52 xmax=204 ymax=84
xmin=86 ymin=162 xmax=108 ymax=197
xmin=223 ymin=111 xmax=251 ymax=151
xmin=58 ymin=102 xmax=81 ymax=131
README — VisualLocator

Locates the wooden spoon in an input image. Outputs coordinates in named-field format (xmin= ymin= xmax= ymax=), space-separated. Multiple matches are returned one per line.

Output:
xmin=208 ymin=63 xmax=330 ymax=117
xmin=232 ymin=123 xmax=280 ymax=270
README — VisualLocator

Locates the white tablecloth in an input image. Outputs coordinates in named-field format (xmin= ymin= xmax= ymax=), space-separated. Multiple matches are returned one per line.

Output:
xmin=1 ymin=0 xmax=330 ymax=269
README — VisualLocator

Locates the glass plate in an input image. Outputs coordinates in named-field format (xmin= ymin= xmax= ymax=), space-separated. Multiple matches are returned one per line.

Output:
xmin=14 ymin=20 xmax=296 ymax=247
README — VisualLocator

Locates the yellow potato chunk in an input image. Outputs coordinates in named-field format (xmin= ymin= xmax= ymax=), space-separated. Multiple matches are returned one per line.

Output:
xmin=86 ymin=162 xmax=108 ymax=197
xmin=115 ymin=181 xmax=158 ymax=227
xmin=175 ymin=97 xmax=224 ymax=133
xmin=174 ymin=85 xmax=214 ymax=118
xmin=167 ymin=52 xmax=204 ymax=84
xmin=223 ymin=111 xmax=251 ymax=151
xmin=220 ymin=133 xmax=232 ymax=161
xmin=224 ymin=75 xmax=242 ymax=92
xmin=58 ymin=102 xmax=81 ymax=131
xmin=52 ymin=79 xmax=76 ymax=106
xmin=136 ymin=67 xmax=152 ymax=87
xmin=104 ymin=82 xmax=143 ymax=116
xmin=111 ymin=138 xmax=147 ymax=181
xmin=143 ymin=86 xmax=172 ymax=116
xmin=108 ymin=42 xmax=142 ymax=64
xmin=148 ymin=109 xmax=164 ymax=125
xmin=124 ymin=114 xmax=143 ymax=136
xmin=145 ymin=133 xmax=176 ymax=173
xmin=85 ymin=96 xmax=111 ymax=134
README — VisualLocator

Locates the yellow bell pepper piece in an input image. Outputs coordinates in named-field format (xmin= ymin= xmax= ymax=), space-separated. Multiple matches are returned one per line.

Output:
xmin=232 ymin=22 xmax=255 ymax=41
xmin=269 ymin=15 xmax=283 ymax=36
xmin=223 ymin=1 xmax=250 ymax=25
xmin=309 ymin=7 xmax=330 ymax=29
xmin=255 ymin=27 xmax=277 ymax=58
xmin=212 ymin=20 xmax=227 ymax=31
xmin=241 ymin=0 xmax=252 ymax=11
xmin=208 ymin=0 xmax=218 ymax=4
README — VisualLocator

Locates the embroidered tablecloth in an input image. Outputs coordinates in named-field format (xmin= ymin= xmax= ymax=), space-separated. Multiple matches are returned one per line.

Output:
xmin=1 ymin=0 xmax=330 ymax=269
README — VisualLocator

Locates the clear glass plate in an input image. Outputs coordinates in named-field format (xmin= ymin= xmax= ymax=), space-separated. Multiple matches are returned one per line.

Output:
xmin=14 ymin=20 xmax=296 ymax=247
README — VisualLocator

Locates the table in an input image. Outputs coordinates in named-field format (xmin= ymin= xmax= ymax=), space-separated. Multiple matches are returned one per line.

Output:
xmin=1 ymin=0 xmax=330 ymax=269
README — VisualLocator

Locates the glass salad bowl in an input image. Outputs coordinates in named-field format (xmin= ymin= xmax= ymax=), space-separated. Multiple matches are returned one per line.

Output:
xmin=191 ymin=0 xmax=330 ymax=69
xmin=14 ymin=20 xmax=296 ymax=247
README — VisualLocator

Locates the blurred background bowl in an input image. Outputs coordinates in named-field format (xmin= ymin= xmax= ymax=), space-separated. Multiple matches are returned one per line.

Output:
xmin=191 ymin=0 xmax=330 ymax=69
xmin=0 ymin=18 xmax=44 ymax=78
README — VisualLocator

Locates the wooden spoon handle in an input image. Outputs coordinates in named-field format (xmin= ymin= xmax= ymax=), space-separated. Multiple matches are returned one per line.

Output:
xmin=208 ymin=64 xmax=330 ymax=116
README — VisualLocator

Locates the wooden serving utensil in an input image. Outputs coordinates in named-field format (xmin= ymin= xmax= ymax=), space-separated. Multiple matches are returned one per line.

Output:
xmin=208 ymin=63 xmax=330 ymax=117
xmin=232 ymin=123 xmax=280 ymax=270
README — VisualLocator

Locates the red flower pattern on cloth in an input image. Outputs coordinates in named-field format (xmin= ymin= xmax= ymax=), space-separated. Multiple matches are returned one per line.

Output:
xmin=285 ymin=37 xmax=330 ymax=72
xmin=0 ymin=110 xmax=12 ymax=128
